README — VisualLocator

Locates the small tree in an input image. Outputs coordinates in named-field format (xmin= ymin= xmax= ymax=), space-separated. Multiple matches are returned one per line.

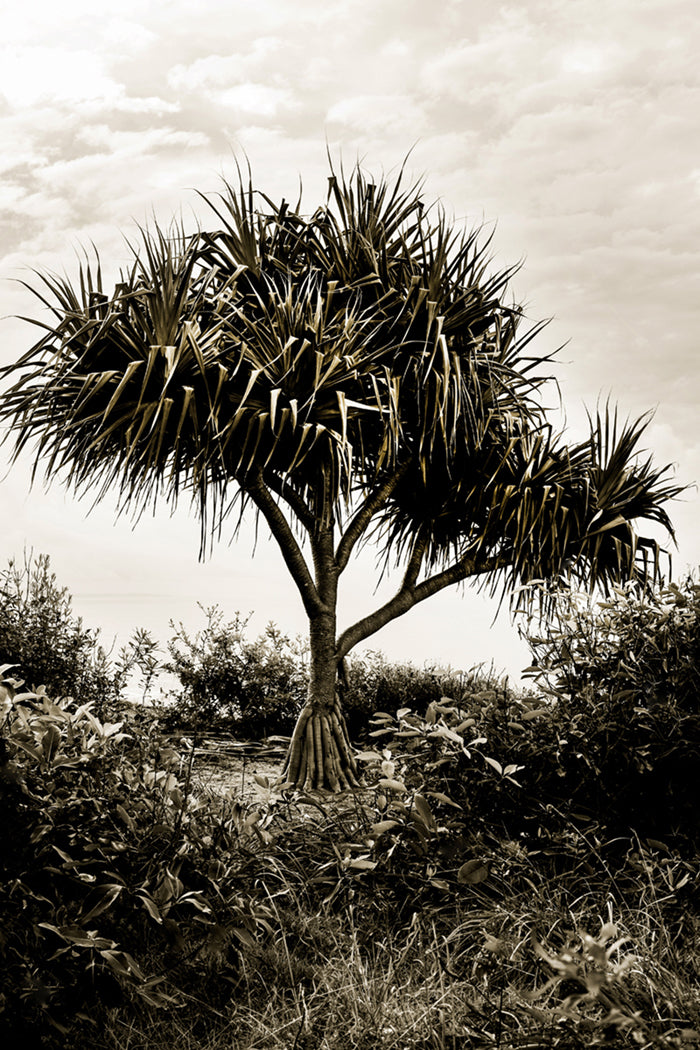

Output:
xmin=0 ymin=162 xmax=681 ymax=788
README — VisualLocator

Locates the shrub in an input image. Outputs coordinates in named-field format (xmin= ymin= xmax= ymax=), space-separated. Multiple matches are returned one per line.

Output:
xmin=0 ymin=672 xmax=270 ymax=1046
xmin=163 ymin=605 xmax=486 ymax=740
xmin=0 ymin=551 xmax=123 ymax=713
xmin=351 ymin=631 xmax=700 ymax=855
xmin=526 ymin=576 xmax=700 ymax=710
xmin=523 ymin=578 xmax=700 ymax=842
xmin=362 ymin=685 xmax=536 ymax=843
xmin=163 ymin=607 xmax=308 ymax=736
xmin=342 ymin=649 xmax=472 ymax=739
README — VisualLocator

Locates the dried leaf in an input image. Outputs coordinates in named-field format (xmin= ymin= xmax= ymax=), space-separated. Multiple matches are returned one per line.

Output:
xmin=458 ymin=858 xmax=489 ymax=885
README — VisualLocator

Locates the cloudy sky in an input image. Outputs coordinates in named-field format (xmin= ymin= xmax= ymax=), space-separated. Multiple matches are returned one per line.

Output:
xmin=0 ymin=0 xmax=698 ymax=682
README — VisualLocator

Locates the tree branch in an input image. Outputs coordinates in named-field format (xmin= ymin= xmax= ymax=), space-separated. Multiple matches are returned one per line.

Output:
xmin=401 ymin=528 xmax=428 ymax=590
xmin=244 ymin=473 xmax=326 ymax=619
xmin=336 ymin=462 xmax=410 ymax=572
xmin=263 ymin=472 xmax=316 ymax=532
xmin=336 ymin=552 xmax=506 ymax=661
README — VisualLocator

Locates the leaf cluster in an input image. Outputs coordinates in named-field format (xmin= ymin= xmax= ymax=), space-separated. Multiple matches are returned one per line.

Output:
xmin=360 ymin=665 xmax=700 ymax=852
xmin=0 ymin=162 xmax=682 ymax=609
xmin=342 ymin=649 xmax=472 ymax=739
xmin=527 ymin=574 xmax=700 ymax=710
xmin=0 ymin=680 xmax=271 ymax=1046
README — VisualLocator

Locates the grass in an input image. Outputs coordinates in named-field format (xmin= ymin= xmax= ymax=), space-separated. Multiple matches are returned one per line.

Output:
xmin=95 ymin=772 xmax=700 ymax=1050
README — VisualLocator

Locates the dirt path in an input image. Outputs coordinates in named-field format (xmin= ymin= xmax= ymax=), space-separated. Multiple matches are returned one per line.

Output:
xmin=187 ymin=735 xmax=288 ymax=805
xmin=193 ymin=754 xmax=285 ymax=803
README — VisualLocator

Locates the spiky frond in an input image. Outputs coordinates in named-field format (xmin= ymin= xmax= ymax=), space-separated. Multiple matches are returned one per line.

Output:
xmin=0 ymin=161 xmax=681 ymax=603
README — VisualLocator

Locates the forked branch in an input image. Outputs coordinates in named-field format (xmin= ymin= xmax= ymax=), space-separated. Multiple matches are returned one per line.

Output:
xmin=245 ymin=473 xmax=325 ymax=618
xmin=336 ymin=552 xmax=505 ymax=660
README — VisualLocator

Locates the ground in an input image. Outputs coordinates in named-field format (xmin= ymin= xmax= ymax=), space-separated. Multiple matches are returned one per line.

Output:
xmin=187 ymin=733 xmax=288 ymax=803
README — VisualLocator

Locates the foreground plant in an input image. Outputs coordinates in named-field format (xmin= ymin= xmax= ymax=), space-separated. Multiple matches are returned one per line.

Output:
xmin=0 ymin=676 xmax=270 ymax=1044
xmin=0 ymin=159 xmax=682 ymax=789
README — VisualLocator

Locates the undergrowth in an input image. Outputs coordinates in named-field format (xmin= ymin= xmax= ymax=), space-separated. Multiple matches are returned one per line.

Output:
xmin=2 ymin=570 xmax=700 ymax=1048
xmin=2 ymin=673 xmax=700 ymax=1049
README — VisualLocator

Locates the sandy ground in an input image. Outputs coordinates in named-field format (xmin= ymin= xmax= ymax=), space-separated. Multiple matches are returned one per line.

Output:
xmin=193 ymin=753 xmax=285 ymax=803
xmin=184 ymin=735 xmax=290 ymax=805
xmin=186 ymin=735 xmax=375 ymax=811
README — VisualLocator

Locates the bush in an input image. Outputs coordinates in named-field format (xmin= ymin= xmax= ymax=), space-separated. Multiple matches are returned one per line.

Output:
xmin=362 ymin=683 xmax=540 ymax=840
xmin=342 ymin=649 xmax=472 ymax=739
xmin=0 ymin=551 xmax=122 ymax=713
xmin=521 ymin=578 xmax=700 ymax=843
xmin=163 ymin=607 xmax=308 ymax=736
xmin=526 ymin=576 xmax=700 ymax=710
xmin=163 ymin=606 xmax=483 ymax=740
xmin=354 ymin=598 xmax=700 ymax=851
xmin=0 ymin=673 xmax=270 ymax=1046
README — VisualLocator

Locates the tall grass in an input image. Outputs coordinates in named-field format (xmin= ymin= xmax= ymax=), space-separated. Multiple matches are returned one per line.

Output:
xmin=100 ymin=782 xmax=700 ymax=1050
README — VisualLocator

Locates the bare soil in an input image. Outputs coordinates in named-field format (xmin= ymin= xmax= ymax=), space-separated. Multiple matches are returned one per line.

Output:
xmin=185 ymin=733 xmax=375 ymax=812
xmin=187 ymin=735 xmax=289 ymax=805
xmin=193 ymin=754 xmax=285 ymax=803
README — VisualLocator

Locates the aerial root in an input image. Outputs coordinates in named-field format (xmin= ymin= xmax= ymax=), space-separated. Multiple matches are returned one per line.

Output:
xmin=282 ymin=703 xmax=361 ymax=791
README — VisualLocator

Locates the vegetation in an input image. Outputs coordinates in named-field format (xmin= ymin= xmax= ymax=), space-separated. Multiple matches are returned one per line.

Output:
xmin=1 ymin=562 xmax=700 ymax=1049
xmin=526 ymin=575 xmax=700 ymax=712
xmin=0 ymin=551 xmax=124 ymax=712
xmin=160 ymin=602 xmax=476 ymax=741
xmin=0 ymin=673 xmax=269 ymax=1047
xmin=162 ymin=607 xmax=308 ymax=737
xmin=0 ymin=161 xmax=682 ymax=788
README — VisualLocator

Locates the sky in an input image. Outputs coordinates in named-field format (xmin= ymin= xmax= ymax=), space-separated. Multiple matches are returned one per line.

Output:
xmin=0 ymin=0 xmax=698 ymax=684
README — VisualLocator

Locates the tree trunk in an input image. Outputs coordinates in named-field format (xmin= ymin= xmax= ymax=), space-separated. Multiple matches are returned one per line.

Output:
xmin=282 ymin=614 xmax=361 ymax=791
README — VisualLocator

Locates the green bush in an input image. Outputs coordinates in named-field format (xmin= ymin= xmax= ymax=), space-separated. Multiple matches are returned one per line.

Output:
xmin=0 ymin=673 xmax=270 ymax=1046
xmin=523 ymin=578 xmax=700 ymax=840
xmin=361 ymin=686 xmax=538 ymax=843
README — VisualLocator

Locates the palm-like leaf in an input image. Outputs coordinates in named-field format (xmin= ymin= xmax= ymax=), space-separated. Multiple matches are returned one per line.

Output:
xmin=0 ymin=162 xmax=681 ymax=600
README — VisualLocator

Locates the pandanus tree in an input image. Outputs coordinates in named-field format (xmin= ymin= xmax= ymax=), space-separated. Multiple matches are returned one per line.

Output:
xmin=0 ymin=162 xmax=682 ymax=790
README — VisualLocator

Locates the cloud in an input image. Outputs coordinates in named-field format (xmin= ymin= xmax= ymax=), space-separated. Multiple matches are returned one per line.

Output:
xmin=0 ymin=46 xmax=122 ymax=109
xmin=76 ymin=124 xmax=209 ymax=154
xmin=327 ymin=94 xmax=426 ymax=136
xmin=0 ymin=44 xmax=178 ymax=115
xmin=168 ymin=38 xmax=284 ymax=93
xmin=102 ymin=17 xmax=159 ymax=54
xmin=216 ymin=82 xmax=298 ymax=118
xmin=0 ymin=0 xmax=698 ymax=666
